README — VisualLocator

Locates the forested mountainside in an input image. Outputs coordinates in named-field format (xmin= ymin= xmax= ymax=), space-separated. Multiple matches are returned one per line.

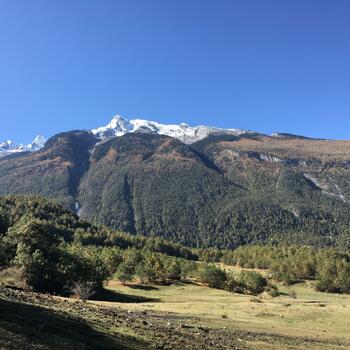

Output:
xmin=0 ymin=130 xmax=97 ymax=209
xmin=1 ymin=129 xmax=350 ymax=249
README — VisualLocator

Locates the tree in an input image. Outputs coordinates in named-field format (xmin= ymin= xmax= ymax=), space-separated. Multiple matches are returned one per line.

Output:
xmin=135 ymin=264 xmax=157 ymax=284
xmin=8 ymin=217 xmax=65 ymax=292
xmin=225 ymin=274 xmax=239 ymax=293
xmin=337 ymin=260 xmax=350 ymax=293
xmin=0 ymin=208 xmax=9 ymax=236
xmin=115 ymin=262 xmax=134 ymax=285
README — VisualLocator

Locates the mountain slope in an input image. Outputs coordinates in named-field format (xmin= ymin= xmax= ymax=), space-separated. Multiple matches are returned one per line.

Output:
xmin=78 ymin=133 xmax=243 ymax=246
xmin=0 ymin=131 xmax=97 ymax=209
xmin=191 ymin=134 xmax=350 ymax=244
xmin=77 ymin=132 xmax=350 ymax=248
xmin=1 ymin=124 xmax=350 ymax=248
xmin=191 ymin=133 xmax=350 ymax=203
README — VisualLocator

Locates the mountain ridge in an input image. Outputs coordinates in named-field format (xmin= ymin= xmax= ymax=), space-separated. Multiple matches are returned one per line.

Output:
xmin=1 ymin=127 xmax=350 ymax=249
xmin=1 ymin=116 xmax=350 ymax=249
xmin=1 ymin=114 xmax=335 ymax=160
xmin=91 ymin=115 xmax=251 ymax=144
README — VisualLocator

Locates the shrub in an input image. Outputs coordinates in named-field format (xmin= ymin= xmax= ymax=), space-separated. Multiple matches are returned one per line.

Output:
xmin=166 ymin=261 xmax=182 ymax=280
xmin=70 ymin=281 xmax=96 ymax=301
xmin=225 ymin=274 xmax=240 ymax=293
xmin=237 ymin=271 xmax=267 ymax=295
xmin=197 ymin=264 xmax=227 ymax=289
xmin=265 ymin=284 xmax=281 ymax=297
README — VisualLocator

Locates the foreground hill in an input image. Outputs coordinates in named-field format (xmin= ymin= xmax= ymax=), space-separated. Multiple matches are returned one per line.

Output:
xmin=1 ymin=128 xmax=350 ymax=248
xmin=1 ymin=195 xmax=350 ymax=349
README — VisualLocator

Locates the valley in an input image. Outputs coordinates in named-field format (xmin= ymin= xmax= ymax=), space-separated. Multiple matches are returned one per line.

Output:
xmin=2 ymin=2 xmax=350 ymax=349
xmin=1 ymin=119 xmax=350 ymax=349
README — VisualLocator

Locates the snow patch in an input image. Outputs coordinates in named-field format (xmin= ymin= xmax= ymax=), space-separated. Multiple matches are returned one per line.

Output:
xmin=0 ymin=135 xmax=46 ymax=158
xmin=92 ymin=115 xmax=250 ymax=144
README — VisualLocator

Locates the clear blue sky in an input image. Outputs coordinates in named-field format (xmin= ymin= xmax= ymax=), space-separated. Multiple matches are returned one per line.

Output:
xmin=1 ymin=0 xmax=350 ymax=143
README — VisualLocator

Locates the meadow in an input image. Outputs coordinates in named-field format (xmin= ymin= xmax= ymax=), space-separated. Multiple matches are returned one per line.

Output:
xmin=93 ymin=265 xmax=350 ymax=350
xmin=1 ymin=265 xmax=350 ymax=349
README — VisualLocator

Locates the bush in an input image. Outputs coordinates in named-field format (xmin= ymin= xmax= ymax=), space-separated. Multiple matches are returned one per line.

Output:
xmin=315 ymin=258 xmax=350 ymax=293
xmin=135 ymin=264 xmax=157 ymax=284
xmin=70 ymin=281 xmax=96 ymax=301
xmin=225 ymin=274 xmax=240 ymax=293
xmin=265 ymin=284 xmax=281 ymax=297
xmin=237 ymin=271 xmax=267 ymax=295
xmin=197 ymin=264 xmax=227 ymax=289
xmin=166 ymin=261 xmax=182 ymax=280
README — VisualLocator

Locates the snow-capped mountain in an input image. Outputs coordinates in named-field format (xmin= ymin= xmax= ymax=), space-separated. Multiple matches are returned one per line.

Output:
xmin=0 ymin=135 xmax=46 ymax=158
xmin=92 ymin=115 xmax=249 ymax=144
xmin=26 ymin=135 xmax=47 ymax=151
xmin=0 ymin=114 xmax=248 ymax=159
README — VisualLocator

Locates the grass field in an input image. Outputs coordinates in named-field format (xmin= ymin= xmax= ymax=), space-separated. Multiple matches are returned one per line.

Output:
xmin=1 ymin=265 xmax=350 ymax=349
xmin=90 ymin=265 xmax=350 ymax=349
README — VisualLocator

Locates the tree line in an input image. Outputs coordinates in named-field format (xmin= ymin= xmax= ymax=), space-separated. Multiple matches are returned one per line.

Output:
xmin=1 ymin=196 xmax=350 ymax=297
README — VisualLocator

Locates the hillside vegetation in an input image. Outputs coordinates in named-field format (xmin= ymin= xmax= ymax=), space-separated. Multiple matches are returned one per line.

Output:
xmin=1 ymin=196 xmax=350 ymax=349
xmin=1 ymin=195 xmax=350 ymax=297
xmin=0 ymin=195 xmax=202 ymax=295
xmin=1 ymin=131 xmax=350 ymax=248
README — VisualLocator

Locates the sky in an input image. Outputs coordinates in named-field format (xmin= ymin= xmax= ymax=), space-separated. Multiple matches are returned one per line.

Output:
xmin=1 ymin=0 xmax=350 ymax=143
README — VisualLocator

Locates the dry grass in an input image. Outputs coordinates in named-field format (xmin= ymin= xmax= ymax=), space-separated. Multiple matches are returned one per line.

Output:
xmin=0 ymin=267 xmax=27 ymax=290
xmin=219 ymin=136 xmax=350 ymax=161
xmin=89 ymin=267 xmax=350 ymax=349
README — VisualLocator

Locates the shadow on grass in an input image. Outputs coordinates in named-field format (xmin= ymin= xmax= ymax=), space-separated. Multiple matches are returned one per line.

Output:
xmin=175 ymin=279 xmax=196 ymax=285
xmin=90 ymin=288 xmax=159 ymax=303
xmin=127 ymin=284 xmax=159 ymax=291
xmin=0 ymin=298 xmax=143 ymax=350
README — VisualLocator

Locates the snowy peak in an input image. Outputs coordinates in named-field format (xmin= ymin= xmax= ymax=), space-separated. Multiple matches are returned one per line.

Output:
xmin=27 ymin=135 xmax=47 ymax=151
xmin=92 ymin=115 xmax=249 ymax=144
xmin=0 ymin=114 xmax=248 ymax=159
xmin=92 ymin=115 xmax=132 ymax=138
xmin=0 ymin=140 xmax=14 ymax=150
xmin=0 ymin=135 xmax=46 ymax=158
